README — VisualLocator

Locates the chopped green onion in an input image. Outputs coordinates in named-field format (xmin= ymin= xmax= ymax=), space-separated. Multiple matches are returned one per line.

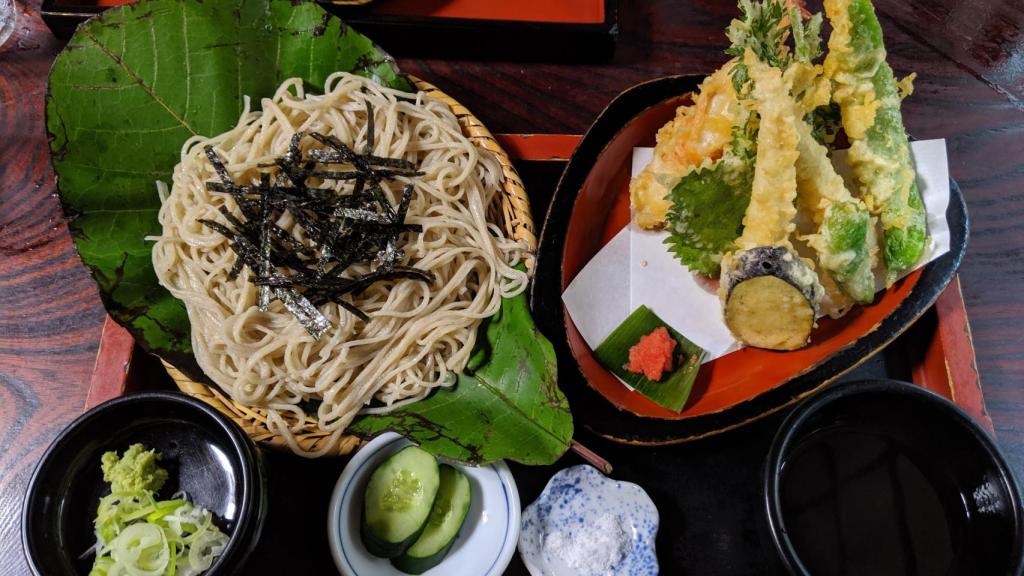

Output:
xmin=88 ymin=447 xmax=229 ymax=575
xmin=145 ymin=500 xmax=187 ymax=523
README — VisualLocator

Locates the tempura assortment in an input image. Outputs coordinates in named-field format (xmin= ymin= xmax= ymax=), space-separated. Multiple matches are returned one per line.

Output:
xmin=630 ymin=0 xmax=927 ymax=351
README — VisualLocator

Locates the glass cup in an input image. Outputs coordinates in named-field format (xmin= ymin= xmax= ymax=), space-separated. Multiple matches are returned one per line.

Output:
xmin=0 ymin=0 xmax=17 ymax=48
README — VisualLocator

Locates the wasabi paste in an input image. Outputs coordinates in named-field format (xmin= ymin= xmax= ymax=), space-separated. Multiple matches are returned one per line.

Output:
xmin=100 ymin=443 xmax=168 ymax=494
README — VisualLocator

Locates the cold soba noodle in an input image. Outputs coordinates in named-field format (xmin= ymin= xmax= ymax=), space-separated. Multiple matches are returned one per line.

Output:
xmin=152 ymin=73 xmax=528 ymax=456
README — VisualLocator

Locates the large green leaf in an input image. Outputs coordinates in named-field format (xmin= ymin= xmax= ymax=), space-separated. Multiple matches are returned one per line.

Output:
xmin=48 ymin=0 xmax=411 ymax=368
xmin=352 ymin=291 xmax=573 ymax=466
xmin=48 ymin=0 xmax=572 ymax=465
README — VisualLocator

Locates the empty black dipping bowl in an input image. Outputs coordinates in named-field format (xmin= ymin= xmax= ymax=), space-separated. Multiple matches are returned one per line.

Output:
xmin=23 ymin=391 xmax=266 ymax=575
xmin=765 ymin=379 xmax=1023 ymax=576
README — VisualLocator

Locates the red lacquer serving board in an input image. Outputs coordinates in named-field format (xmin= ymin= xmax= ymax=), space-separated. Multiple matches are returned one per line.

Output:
xmin=83 ymin=134 xmax=994 ymax=434
xmin=40 ymin=0 xmax=618 ymax=54
xmin=345 ymin=0 xmax=606 ymax=24
xmin=59 ymin=0 xmax=606 ymax=24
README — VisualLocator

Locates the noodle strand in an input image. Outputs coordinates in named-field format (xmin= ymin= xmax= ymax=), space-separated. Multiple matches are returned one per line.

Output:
xmin=153 ymin=73 xmax=527 ymax=457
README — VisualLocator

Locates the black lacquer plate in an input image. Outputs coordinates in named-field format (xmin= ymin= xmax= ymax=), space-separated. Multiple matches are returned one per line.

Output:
xmin=530 ymin=74 xmax=969 ymax=445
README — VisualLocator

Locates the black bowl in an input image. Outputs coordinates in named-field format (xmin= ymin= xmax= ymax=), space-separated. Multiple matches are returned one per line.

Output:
xmin=764 ymin=380 xmax=1023 ymax=576
xmin=23 ymin=391 xmax=267 ymax=575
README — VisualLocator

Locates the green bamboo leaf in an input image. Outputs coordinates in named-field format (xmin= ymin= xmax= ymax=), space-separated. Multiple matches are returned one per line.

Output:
xmin=593 ymin=305 xmax=704 ymax=412
xmin=351 ymin=291 xmax=573 ymax=466
xmin=47 ymin=0 xmax=409 ymax=365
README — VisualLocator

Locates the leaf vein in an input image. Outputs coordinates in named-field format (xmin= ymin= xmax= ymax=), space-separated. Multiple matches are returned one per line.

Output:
xmin=182 ymin=4 xmax=191 ymax=119
xmin=62 ymin=83 xmax=137 ymax=92
xmin=76 ymin=125 xmax=184 ymax=135
xmin=60 ymin=161 xmax=167 ymax=177
xmin=79 ymin=208 xmax=160 ymax=214
xmin=80 ymin=28 xmax=198 ymax=137
xmin=149 ymin=17 xmax=158 ymax=91
xmin=472 ymin=372 xmax=570 ymax=444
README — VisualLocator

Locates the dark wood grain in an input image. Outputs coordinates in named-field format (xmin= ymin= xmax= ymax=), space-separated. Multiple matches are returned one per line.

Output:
xmin=0 ymin=2 xmax=107 ymax=574
xmin=2 ymin=0 xmax=1023 ymax=574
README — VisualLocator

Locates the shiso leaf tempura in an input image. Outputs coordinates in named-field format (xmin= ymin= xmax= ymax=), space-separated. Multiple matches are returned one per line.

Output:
xmin=659 ymin=66 xmax=757 ymax=276
xmin=662 ymin=157 xmax=753 ymax=276
xmin=824 ymin=0 xmax=927 ymax=285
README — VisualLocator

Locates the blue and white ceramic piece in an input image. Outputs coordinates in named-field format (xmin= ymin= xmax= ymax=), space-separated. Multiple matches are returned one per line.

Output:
xmin=519 ymin=464 xmax=659 ymax=576
xmin=328 ymin=432 xmax=520 ymax=576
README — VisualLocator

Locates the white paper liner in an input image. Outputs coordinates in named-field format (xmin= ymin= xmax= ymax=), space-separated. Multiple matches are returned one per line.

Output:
xmin=563 ymin=139 xmax=952 ymax=364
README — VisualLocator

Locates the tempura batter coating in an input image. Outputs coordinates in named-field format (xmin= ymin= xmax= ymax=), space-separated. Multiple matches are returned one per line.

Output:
xmin=718 ymin=53 xmax=824 ymax=350
xmin=630 ymin=65 xmax=740 ymax=229
xmin=734 ymin=51 xmax=800 ymax=250
xmin=790 ymin=90 xmax=878 ymax=305
xmin=824 ymin=0 xmax=927 ymax=284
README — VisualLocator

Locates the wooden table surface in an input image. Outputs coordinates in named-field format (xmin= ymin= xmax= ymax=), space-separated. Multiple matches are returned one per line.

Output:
xmin=2 ymin=0 xmax=1023 ymax=573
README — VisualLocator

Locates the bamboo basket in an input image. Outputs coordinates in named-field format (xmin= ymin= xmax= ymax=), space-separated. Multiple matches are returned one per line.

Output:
xmin=165 ymin=76 xmax=536 ymax=457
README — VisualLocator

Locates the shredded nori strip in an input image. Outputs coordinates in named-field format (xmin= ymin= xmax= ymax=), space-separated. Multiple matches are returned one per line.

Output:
xmin=256 ymin=184 xmax=272 ymax=311
xmin=309 ymin=149 xmax=418 ymax=171
xmin=254 ymin=267 xmax=434 ymax=291
xmin=273 ymin=287 xmax=333 ymax=336
xmin=365 ymin=100 xmax=375 ymax=154
xmin=196 ymin=110 xmax=434 ymax=338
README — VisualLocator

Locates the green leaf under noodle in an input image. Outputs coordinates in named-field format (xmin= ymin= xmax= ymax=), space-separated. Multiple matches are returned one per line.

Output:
xmin=48 ymin=0 xmax=572 ymax=465
xmin=352 ymin=289 xmax=573 ymax=466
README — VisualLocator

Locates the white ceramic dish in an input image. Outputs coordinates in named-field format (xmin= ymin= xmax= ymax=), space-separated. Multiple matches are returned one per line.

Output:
xmin=328 ymin=432 xmax=520 ymax=576
xmin=519 ymin=465 xmax=659 ymax=576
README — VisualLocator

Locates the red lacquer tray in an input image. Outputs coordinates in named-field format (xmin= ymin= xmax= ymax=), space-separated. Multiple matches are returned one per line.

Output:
xmin=83 ymin=134 xmax=993 ymax=436
xmin=40 ymin=0 xmax=618 ymax=59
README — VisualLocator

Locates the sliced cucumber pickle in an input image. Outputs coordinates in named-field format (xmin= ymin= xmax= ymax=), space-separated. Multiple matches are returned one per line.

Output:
xmin=361 ymin=445 xmax=441 ymax=558
xmin=392 ymin=465 xmax=472 ymax=574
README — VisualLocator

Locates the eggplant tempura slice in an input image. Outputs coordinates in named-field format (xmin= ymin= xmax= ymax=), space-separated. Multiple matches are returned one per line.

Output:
xmin=719 ymin=51 xmax=824 ymax=351
xmin=721 ymin=247 xmax=822 ymax=350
